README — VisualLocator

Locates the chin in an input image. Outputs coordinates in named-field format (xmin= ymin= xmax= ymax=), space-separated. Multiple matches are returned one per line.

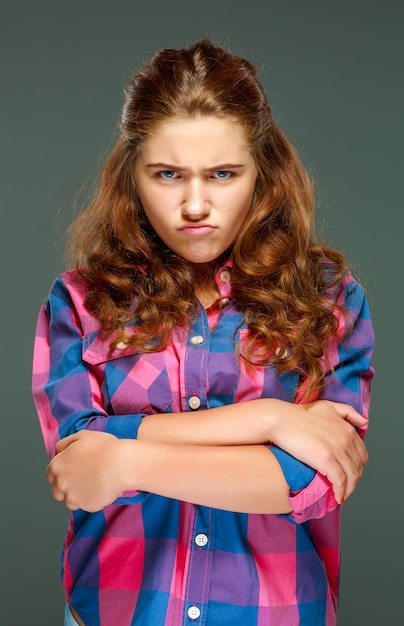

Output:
xmin=187 ymin=255 xmax=221 ymax=266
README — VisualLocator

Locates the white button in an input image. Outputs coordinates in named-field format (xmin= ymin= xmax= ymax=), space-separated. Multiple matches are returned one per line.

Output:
xmin=191 ymin=335 xmax=204 ymax=345
xmin=188 ymin=396 xmax=201 ymax=410
xmin=116 ymin=341 xmax=127 ymax=349
xmin=220 ymin=269 xmax=231 ymax=283
xmin=187 ymin=605 xmax=201 ymax=620
xmin=195 ymin=533 xmax=208 ymax=547
xmin=220 ymin=297 xmax=230 ymax=306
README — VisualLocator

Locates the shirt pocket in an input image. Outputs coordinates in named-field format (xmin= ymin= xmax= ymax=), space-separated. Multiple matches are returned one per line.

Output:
xmin=82 ymin=333 xmax=174 ymax=416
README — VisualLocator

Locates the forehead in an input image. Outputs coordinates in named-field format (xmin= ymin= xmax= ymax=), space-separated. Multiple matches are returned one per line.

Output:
xmin=139 ymin=115 xmax=251 ymax=160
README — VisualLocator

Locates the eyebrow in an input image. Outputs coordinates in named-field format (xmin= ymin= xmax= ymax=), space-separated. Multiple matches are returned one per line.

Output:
xmin=145 ymin=162 xmax=246 ymax=171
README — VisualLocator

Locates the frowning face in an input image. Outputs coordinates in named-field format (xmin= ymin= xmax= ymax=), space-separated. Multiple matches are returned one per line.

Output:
xmin=135 ymin=116 xmax=257 ymax=267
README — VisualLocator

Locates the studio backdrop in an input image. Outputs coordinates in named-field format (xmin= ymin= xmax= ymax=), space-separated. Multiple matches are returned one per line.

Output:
xmin=1 ymin=1 xmax=402 ymax=623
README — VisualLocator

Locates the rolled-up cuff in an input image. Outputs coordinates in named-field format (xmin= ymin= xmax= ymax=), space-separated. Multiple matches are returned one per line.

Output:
xmin=288 ymin=472 xmax=339 ymax=523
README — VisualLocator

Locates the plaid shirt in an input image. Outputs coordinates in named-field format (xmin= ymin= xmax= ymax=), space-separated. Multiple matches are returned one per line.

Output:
xmin=32 ymin=264 xmax=374 ymax=626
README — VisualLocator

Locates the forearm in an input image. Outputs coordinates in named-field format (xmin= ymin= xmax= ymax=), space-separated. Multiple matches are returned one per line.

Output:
xmin=137 ymin=399 xmax=277 ymax=446
xmin=47 ymin=431 xmax=291 ymax=514
xmin=138 ymin=397 xmax=367 ymax=458
xmin=122 ymin=439 xmax=291 ymax=514
xmin=139 ymin=398 xmax=369 ymax=506
xmin=47 ymin=394 xmax=369 ymax=514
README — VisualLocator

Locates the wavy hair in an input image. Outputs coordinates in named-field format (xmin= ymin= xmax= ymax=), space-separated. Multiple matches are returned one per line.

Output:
xmin=67 ymin=39 xmax=349 ymax=400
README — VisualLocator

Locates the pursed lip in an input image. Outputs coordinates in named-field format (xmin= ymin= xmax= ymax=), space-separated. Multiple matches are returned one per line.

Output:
xmin=178 ymin=223 xmax=216 ymax=234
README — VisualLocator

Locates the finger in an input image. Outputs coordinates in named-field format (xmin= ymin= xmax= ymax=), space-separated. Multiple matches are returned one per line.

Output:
xmin=46 ymin=456 xmax=63 ymax=483
xmin=339 ymin=428 xmax=368 ymax=475
xmin=337 ymin=446 xmax=366 ymax=502
xmin=46 ymin=462 xmax=54 ymax=484
xmin=323 ymin=461 xmax=347 ymax=504
xmin=64 ymin=499 xmax=80 ymax=511
xmin=51 ymin=484 xmax=66 ymax=503
xmin=327 ymin=419 xmax=368 ymax=486
xmin=339 ymin=433 xmax=365 ymax=473
xmin=341 ymin=463 xmax=362 ymax=501
xmin=314 ymin=443 xmax=347 ymax=504
xmin=50 ymin=481 xmax=80 ymax=509
xmin=320 ymin=444 xmax=363 ymax=504
xmin=331 ymin=402 xmax=369 ymax=428
xmin=55 ymin=434 xmax=78 ymax=454
xmin=352 ymin=434 xmax=369 ymax=465
xmin=328 ymin=465 xmax=355 ymax=504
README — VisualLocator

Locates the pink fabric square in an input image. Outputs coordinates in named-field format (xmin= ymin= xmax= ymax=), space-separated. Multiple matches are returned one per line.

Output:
xmin=99 ymin=536 xmax=144 ymax=590
xmin=317 ymin=546 xmax=340 ymax=593
xmin=255 ymin=552 xmax=297 ymax=607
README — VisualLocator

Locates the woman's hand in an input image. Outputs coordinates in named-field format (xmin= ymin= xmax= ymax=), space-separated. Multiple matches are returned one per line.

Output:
xmin=46 ymin=431 xmax=129 ymax=512
xmin=267 ymin=399 xmax=369 ymax=503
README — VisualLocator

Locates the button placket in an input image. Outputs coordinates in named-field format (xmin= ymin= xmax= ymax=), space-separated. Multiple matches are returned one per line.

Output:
xmin=184 ymin=507 xmax=215 ymax=624
xmin=183 ymin=308 xmax=209 ymax=413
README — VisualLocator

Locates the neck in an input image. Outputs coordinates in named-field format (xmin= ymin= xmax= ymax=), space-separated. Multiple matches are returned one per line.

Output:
xmin=190 ymin=262 xmax=220 ymax=308
xmin=191 ymin=264 xmax=216 ymax=285
xmin=190 ymin=252 xmax=229 ymax=284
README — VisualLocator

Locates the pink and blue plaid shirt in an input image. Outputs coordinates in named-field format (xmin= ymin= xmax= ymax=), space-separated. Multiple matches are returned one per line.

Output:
xmin=32 ymin=263 xmax=374 ymax=626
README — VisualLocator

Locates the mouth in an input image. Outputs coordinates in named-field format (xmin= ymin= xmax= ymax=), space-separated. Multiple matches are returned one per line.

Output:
xmin=178 ymin=223 xmax=216 ymax=235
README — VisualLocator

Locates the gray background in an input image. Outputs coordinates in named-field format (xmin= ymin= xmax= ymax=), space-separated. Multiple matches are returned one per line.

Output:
xmin=1 ymin=1 xmax=402 ymax=623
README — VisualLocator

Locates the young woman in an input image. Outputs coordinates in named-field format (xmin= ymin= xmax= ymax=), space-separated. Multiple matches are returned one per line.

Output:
xmin=32 ymin=40 xmax=374 ymax=626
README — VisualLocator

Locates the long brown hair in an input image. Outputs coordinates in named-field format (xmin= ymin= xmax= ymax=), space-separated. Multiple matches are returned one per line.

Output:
xmin=67 ymin=39 xmax=349 ymax=400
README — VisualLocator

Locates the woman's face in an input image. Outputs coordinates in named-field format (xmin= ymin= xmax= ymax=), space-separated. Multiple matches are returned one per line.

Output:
xmin=135 ymin=116 xmax=257 ymax=267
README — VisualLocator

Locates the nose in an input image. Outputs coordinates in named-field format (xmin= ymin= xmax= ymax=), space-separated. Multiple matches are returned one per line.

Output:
xmin=181 ymin=179 xmax=211 ymax=220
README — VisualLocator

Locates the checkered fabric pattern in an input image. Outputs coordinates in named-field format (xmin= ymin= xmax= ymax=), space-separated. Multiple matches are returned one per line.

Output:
xmin=32 ymin=264 xmax=374 ymax=626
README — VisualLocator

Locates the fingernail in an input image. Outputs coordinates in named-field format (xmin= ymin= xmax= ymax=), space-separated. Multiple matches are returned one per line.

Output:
xmin=340 ymin=496 xmax=345 ymax=504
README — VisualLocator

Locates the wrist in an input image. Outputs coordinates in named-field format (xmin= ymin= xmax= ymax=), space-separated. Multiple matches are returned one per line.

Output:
xmin=117 ymin=439 xmax=140 ymax=492
xmin=262 ymin=399 xmax=288 ymax=444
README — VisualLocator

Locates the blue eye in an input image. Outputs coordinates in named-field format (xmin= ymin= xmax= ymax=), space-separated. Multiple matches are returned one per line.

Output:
xmin=214 ymin=171 xmax=232 ymax=179
xmin=159 ymin=170 xmax=178 ymax=179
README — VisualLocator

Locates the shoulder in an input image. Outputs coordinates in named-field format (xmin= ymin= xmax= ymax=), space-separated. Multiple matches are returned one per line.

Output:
xmin=46 ymin=269 xmax=101 ymax=334
xmin=49 ymin=269 xmax=88 ymax=300
xmin=319 ymin=261 xmax=366 ymax=306
xmin=336 ymin=272 xmax=368 ymax=317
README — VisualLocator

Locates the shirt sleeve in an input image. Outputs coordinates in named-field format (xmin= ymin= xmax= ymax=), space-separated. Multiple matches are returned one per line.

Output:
xmin=271 ymin=276 xmax=375 ymax=523
xmin=32 ymin=277 xmax=147 ymax=458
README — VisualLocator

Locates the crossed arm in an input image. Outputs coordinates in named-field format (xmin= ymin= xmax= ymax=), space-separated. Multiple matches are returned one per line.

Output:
xmin=39 ymin=275 xmax=373 ymax=516
xmin=46 ymin=398 xmax=368 ymax=514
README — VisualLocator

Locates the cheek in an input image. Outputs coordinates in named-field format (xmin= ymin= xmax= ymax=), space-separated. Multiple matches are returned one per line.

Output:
xmin=143 ymin=208 xmax=166 ymax=236
xmin=139 ymin=189 xmax=168 ymax=222
xmin=231 ymin=191 xmax=254 ymax=223
xmin=147 ymin=188 xmax=178 ymax=214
